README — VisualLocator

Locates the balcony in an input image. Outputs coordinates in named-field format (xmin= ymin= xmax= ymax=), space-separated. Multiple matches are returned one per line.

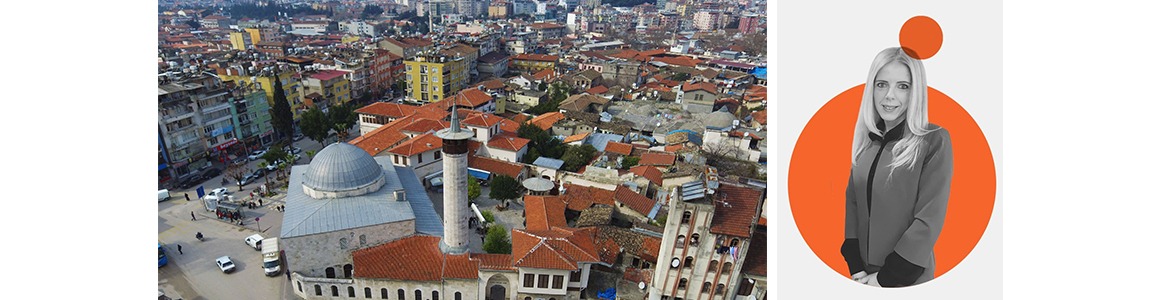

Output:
xmin=162 ymin=111 xmax=195 ymax=124
xmin=202 ymin=100 xmax=231 ymax=113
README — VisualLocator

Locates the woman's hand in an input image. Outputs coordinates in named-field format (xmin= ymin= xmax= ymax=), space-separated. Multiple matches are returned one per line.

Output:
xmin=862 ymin=272 xmax=881 ymax=287
xmin=852 ymin=271 xmax=868 ymax=282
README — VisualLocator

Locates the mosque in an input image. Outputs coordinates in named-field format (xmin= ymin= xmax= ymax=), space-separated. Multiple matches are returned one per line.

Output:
xmin=283 ymin=110 xmax=601 ymax=300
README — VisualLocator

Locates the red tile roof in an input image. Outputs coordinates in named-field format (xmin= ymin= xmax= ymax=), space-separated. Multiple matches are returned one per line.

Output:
xmin=511 ymin=53 xmax=559 ymax=62
xmin=487 ymin=135 xmax=530 ymax=151
xmin=525 ymin=195 xmax=567 ymax=231
xmin=429 ymin=88 xmax=494 ymax=111
xmin=663 ymin=144 xmax=686 ymax=153
xmin=309 ymin=69 xmax=350 ymax=81
xmin=350 ymin=114 xmax=418 ymax=155
xmin=527 ymin=112 xmax=564 ymax=131
xmin=387 ymin=132 xmax=443 ymax=156
xmin=651 ymin=56 xmax=702 ymax=67
xmin=563 ymin=132 xmax=590 ymax=143
xmin=605 ymin=141 xmax=633 ymax=155
xmin=352 ymin=235 xmax=478 ymax=280
xmin=560 ymin=183 xmax=615 ymax=211
xmin=640 ymin=236 xmax=661 ymax=262
xmin=463 ymin=112 xmax=504 ymax=128
xmin=742 ymin=229 xmax=766 ymax=276
xmin=533 ymin=69 xmax=556 ymax=81
xmin=597 ymin=238 xmax=622 ymax=266
xmin=710 ymin=184 xmax=763 ymax=238
xmin=357 ymin=102 xmax=445 ymax=119
xmin=478 ymin=79 xmax=505 ymax=90
xmin=638 ymin=152 xmax=676 ymax=166
xmin=468 ymin=156 xmax=526 ymax=178
xmin=470 ymin=253 xmax=516 ymax=271
xmin=681 ymin=81 xmax=718 ymax=95
xmin=498 ymin=118 xmax=520 ymax=132
xmin=584 ymin=85 xmax=609 ymax=95
xmin=613 ymin=186 xmax=656 ymax=217
xmin=512 ymin=228 xmax=601 ymax=270
xmin=529 ymin=22 xmax=564 ymax=29
xmin=751 ymin=109 xmax=767 ymax=125
xmin=399 ymin=118 xmax=450 ymax=134
xmin=629 ymin=165 xmax=663 ymax=186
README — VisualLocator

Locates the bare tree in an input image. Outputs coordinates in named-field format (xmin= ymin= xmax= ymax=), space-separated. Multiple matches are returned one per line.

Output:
xmin=224 ymin=162 xmax=251 ymax=191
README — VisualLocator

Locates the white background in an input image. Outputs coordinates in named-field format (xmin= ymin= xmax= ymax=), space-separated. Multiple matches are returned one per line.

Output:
xmin=0 ymin=1 xmax=1166 ymax=298
xmin=768 ymin=1 xmax=1003 ymax=298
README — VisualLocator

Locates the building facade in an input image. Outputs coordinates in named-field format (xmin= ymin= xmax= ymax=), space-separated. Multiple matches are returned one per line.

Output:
xmin=404 ymin=54 xmax=470 ymax=102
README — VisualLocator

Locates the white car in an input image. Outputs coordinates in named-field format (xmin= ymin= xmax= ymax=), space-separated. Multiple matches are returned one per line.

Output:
xmin=289 ymin=147 xmax=302 ymax=154
xmin=215 ymin=256 xmax=236 ymax=273
xmin=203 ymin=188 xmax=230 ymax=202
xmin=248 ymin=150 xmax=267 ymax=161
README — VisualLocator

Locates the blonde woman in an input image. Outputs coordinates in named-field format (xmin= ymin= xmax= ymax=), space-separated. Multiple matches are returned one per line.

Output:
xmin=840 ymin=47 xmax=953 ymax=287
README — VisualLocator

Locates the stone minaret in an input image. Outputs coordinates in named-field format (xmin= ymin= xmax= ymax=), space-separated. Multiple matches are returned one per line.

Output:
xmin=435 ymin=103 xmax=473 ymax=255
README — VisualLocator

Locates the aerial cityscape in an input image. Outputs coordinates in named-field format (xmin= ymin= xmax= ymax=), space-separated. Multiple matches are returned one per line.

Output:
xmin=157 ymin=0 xmax=767 ymax=299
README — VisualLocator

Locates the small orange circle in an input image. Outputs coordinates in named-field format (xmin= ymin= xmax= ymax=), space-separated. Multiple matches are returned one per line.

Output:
xmin=899 ymin=16 xmax=943 ymax=59
xmin=789 ymin=84 xmax=995 ymax=280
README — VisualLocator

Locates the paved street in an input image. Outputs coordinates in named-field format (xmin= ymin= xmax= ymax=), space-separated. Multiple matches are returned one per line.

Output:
xmin=159 ymin=129 xmax=359 ymax=300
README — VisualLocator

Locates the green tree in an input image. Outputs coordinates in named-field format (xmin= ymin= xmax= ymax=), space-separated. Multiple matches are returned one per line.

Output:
xmin=548 ymin=81 xmax=570 ymax=103
xmin=268 ymin=77 xmax=296 ymax=150
xmin=362 ymin=4 xmax=383 ymax=19
xmin=328 ymin=103 xmax=358 ymax=142
xmin=489 ymin=175 xmax=522 ymax=205
xmin=468 ymin=176 xmax=481 ymax=202
xmin=526 ymin=100 xmax=561 ymax=116
xmin=480 ymin=210 xmax=495 ymax=224
xmin=259 ymin=144 xmax=287 ymax=180
xmin=560 ymin=144 xmax=597 ymax=171
xmin=395 ymin=79 xmax=408 ymax=97
xmin=298 ymin=106 xmax=331 ymax=147
xmin=516 ymin=123 xmax=565 ymax=163
xmin=538 ymin=82 xmax=548 ymax=91
xmin=483 ymin=224 xmax=512 ymax=254
xmin=621 ymin=156 xmax=640 ymax=169
xmin=671 ymin=72 xmax=690 ymax=81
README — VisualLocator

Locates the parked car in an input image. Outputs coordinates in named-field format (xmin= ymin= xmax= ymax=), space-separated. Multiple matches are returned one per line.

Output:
xmin=202 ymin=168 xmax=221 ymax=179
xmin=265 ymin=161 xmax=280 ymax=171
xmin=248 ymin=150 xmax=267 ymax=161
xmin=179 ymin=176 xmax=204 ymax=189
xmin=288 ymin=147 xmax=302 ymax=154
xmin=203 ymin=187 xmax=230 ymax=202
xmin=215 ymin=256 xmax=236 ymax=273
xmin=252 ymin=168 xmax=266 ymax=178
xmin=236 ymin=174 xmax=257 ymax=186
xmin=293 ymin=133 xmax=305 ymax=141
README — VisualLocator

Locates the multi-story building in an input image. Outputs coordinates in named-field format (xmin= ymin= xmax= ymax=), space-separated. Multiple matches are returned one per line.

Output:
xmin=404 ymin=53 xmax=470 ymax=102
xmin=303 ymin=70 xmax=353 ymax=109
xmin=377 ymin=37 xmax=434 ymax=60
xmin=488 ymin=0 xmax=510 ymax=18
xmin=509 ymin=53 xmax=558 ymax=72
xmin=528 ymin=22 xmax=565 ymax=41
xmin=244 ymin=27 xmax=281 ymax=43
xmin=693 ymin=10 xmax=721 ymax=31
xmin=738 ymin=13 xmax=760 ymax=34
xmin=229 ymin=31 xmax=253 ymax=50
xmin=650 ymin=178 xmax=764 ymax=300
xmin=340 ymin=20 xmax=376 ymax=36
xmin=513 ymin=0 xmax=537 ymax=15
xmin=158 ymin=74 xmax=236 ymax=182
xmin=229 ymin=82 xmax=275 ymax=151
xmin=660 ymin=12 xmax=680 ymax=31
xmin=217 ymin=64 xmax=308 ymax=121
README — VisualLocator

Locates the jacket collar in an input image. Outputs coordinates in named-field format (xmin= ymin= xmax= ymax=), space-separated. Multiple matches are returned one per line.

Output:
xmin=869 ymin=120 xmax=906 ymax=143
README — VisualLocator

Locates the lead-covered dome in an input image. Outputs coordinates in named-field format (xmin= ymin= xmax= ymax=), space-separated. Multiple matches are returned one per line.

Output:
xmin=302 ymin=142 xmax=385 ymax=197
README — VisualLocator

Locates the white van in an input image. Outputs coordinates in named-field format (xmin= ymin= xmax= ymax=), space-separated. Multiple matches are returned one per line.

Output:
xmin=158 ymin=189 xmax=170 ymax=202
xmin=244 ymin=234 xmax=264 ymax=250
xmin=261 ymin=237 xmax=281 ymax=276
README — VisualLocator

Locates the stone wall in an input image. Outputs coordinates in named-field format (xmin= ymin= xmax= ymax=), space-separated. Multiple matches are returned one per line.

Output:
xmin=293 ymin=273 xmax=478 ymax=300
xmin=285 ymin=220 xmax=415 ymax=278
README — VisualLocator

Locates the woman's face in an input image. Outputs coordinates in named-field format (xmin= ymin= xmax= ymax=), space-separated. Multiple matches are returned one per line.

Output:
xmin=873 ymin=61 xmax=912 ymax=127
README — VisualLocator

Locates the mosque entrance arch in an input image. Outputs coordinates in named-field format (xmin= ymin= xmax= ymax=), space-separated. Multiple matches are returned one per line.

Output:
xmin=486 ymin=273 xmax=509 ymax=300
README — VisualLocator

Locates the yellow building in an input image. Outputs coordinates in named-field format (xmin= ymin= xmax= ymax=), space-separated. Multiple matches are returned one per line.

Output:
xmin=404 ymin=54 xmax=469 ymax=102
xmin=244 ymin=27 xmax=280 ymax=44
xmin=219 ymin=69 xmax=307 ymax=119
xmin=304 ymin=70 xmax=353 ymax=107
xmin=229 ymin=32 xmax=252 ymax=50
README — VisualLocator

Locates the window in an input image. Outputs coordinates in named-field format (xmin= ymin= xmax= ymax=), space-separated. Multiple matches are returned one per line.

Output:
xmin=365 ymin=287 xmax=372 ymax=298
xmin=702 ymin=282 xmax=712 ymax=293
xmin=348 ymin=286 xmax=355 ymax=297
xmin=432 ymin=291 xmax=439 ymax=300
xmin=395 ymin=155 xmax=400 ymax=164
xmin=331 ymin=286 xmax=339 ymax=297
xmin=344 ymin=264 xmax=353 ymax=278
xmin=434 ymin=151 xmax=441 ymax=160
xmin=676 ymin=235 xmax=685 ymax=248
xmin=691 ymin=233 xmax=700 ymax=245
xmin=722 ymin=262 xmax=733 ymax=273
xmin=549 ymin=275 xmax=563 ymax=289
xmin=297 ymin=281 xmax=302 ymax=292
xmin=708 ymin=260 xmax=719 ymax=273
xmin=397 ymin=289 xmax=405 ymax=300
xmin=570 ymin=270 xmax=581 ymax=282
xmin=677 ymin=278 xmax=687 ymax=289
xmin=341 ymin=238 xmax=348 ymax=249
xmin=681 ymin=211 xmax=691 ymax=225
xmin=538 ymin=274 xmax=550 ymax=288
xmin=715 ymin=283 xmax=725 ymax=294
xmin=414 ymin=290 xmax=422 ymax=300
xmin=406 ymin=65 xmax=412 ymax=72
xmin=418 ymin=154 xmax=422 ymax=163
xmin=326 ymin=267 xmax=336 ymax=278
xmin=737 ymin=277 xmax=755 ymax=295
xmin=454 ymin=292 xmax=461 ymax=300
xmin=360 ymin=235 xmax=367 ymax=246
xmin=524 ymin=274 xmax=535 ymax=287
xmin=432 ymin=67 xmax=439 ymax=73
xmin=730 ymin=238 xmax=740 ymax=248
xmin=684 ymin=256 xmax=694 ymax=268
xmin=315 ymin=285 xmax=322 ymax=296
xmin=433 ymin=76 xmax=439 ymax=83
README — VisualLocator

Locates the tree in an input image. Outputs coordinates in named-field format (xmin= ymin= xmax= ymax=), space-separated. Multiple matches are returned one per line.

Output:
xmin=489 ymin=175 xmax=522 ymax=206
xmin=224 ymin=162 xmax=250 ymax=191
xmin=621 ymin=156 xmax=640 ymax=169
xmin=269 ymin=77 xmax=296 ymax=150
xmin=328 ymin=102 xmax=358 ymax=141
xmin=395 ymin=79 xmax=408 ymax=97
xmin=671 ymin=72 xmax=690 ymax=81
xmin=362 ymin=4 xmax=383 ymax=19
xmin=526 ymin=99 xmax=561 ymax=116
xmin=538 ymin=82 xmax=548 ymax=91
xmin=724 ymin=19 xmax=740 ymax=29
xmin=306 ymin=150 xmax=318 ymax=162
xmin=480 ymin=210 xmax=495 ymax=224
xmin=468 ymin=176 xmax=481 ymax=202
xmin=483 ymin=224 xmax=512 ymax=254
xmin=298 ymin=106 xmax=331 ymax=147
xmin=560 ymin=144 xmax=597 ymax=171
xmin=548 ymin=81 xmax=570 ymax=103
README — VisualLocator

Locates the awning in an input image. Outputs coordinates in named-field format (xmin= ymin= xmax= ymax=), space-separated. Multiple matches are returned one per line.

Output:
xmin=430 ymin=177 xmax=443 ymax=186
xmin=469 ymin=168 xmax=490 ymax=180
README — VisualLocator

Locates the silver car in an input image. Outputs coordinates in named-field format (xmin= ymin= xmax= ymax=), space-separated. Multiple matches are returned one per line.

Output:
xmin=215 ymin=256 xmax=236 ymax=273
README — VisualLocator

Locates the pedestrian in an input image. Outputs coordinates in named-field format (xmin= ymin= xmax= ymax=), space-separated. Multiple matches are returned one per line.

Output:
xmin=250 ymin=192 xmax=254 ymax=198
xmin=177 ymin=244 xmax=183 ymax=255
xmin=184 ymin=193 xmax=190 ymax=201
xmin=286 ymin=270 xmax=291 ymax=281
xmin=259 ymin=199 xmax=263 ymax=206
xmin=191 ymin=211 xmax=196 ymax=221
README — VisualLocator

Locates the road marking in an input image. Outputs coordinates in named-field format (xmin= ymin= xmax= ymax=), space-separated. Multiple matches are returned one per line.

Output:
xmin=159 ymin=220 xmax=194 ymax=241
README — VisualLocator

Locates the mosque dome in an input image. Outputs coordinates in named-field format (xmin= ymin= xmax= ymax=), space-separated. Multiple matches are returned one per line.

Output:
xmin=302 ymin=142 xmax=385 ymax=197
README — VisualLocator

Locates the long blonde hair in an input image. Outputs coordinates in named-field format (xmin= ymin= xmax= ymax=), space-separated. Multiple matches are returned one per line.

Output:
xmin=850 ymin=47 xmax=936 ymax=172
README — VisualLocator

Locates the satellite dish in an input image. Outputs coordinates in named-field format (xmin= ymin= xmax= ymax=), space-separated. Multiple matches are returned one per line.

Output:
xmin=638 ymin=282 xmax=646 ymax=290
xmin=671 ymin=258 xmax=680 ymax=267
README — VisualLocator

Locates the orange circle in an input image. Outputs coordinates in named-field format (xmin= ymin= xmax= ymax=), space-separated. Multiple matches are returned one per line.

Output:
xmin=788 ymin=84 xmax=995 ymax=280
xmin=899 ymin=16 xmax=943 ymax=59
